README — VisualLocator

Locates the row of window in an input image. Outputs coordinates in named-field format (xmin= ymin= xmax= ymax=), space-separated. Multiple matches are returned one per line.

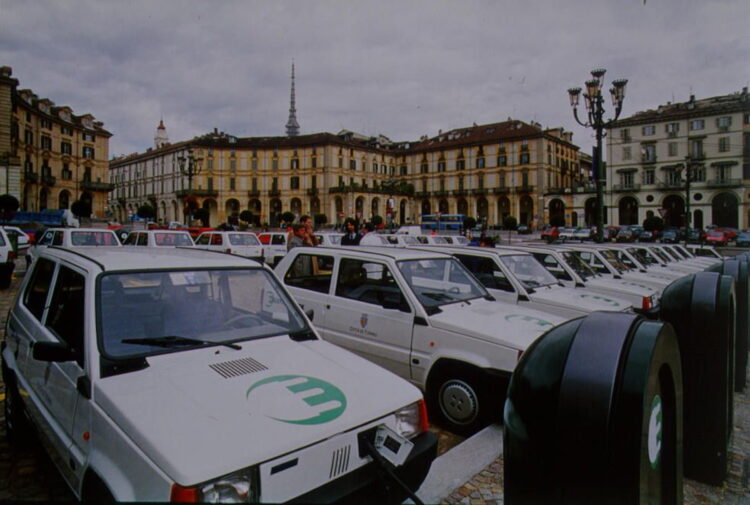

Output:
xmin=623 ymin=137 xmax=734 ymax=162
xmin=617 ymin=165 xmax=736 ymax=187
xmin=621 ymin=115 xmax=736 ymax=141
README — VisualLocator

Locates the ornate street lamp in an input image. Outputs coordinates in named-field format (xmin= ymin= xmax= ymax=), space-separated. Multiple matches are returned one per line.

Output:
xmin=176 ymin=148 xmax=203 ymax=194
xmin=568 ymin=69 xmax=628 ymax=242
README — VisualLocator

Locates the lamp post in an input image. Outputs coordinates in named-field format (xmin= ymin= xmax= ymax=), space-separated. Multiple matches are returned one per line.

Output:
xmin=176 ymin=148 xmax=203 ymax=224
xmin=682 ymin=155 xmax=694 ymax=246
xmin=568 ymin=69 xmax=628 ymax=242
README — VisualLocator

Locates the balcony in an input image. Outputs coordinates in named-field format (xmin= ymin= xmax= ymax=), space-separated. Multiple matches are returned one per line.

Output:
xmin=248 ymin=189 xmax=260 ymax=197
xmin=268 ymin=189 xmax=281 ymax=197
xmin=612 ymin=184 xmax=641 ymax=192
xmin=572 ymin=184 xmax=597 ymax=194
xmin=433 ymin=190 xmax=449 ymax=197
xmin=42 ymin=175 xmax=56 ymax=186
xmin=81 ymin=179 xmax=115 ymax=192
xmin=175 ymin=188 xmax=218 ymax=198
xmin=471 ymin=188 xmax=488 ymax=196
xmin=517 ymin=184 xmax=534 ymax=192
xmin=706 ymin=178 xmax=741 ymax=188
xmin=414 ymin=191 xmax=431 ymax=198
xmin=452 ymin=189 xmax=467 ymax=197
xmin=306 ymin=188 xmax=319 ymax=196
xmin=657 ymin=181 xmax=684 ymax=189
xmin=493 ymin=187 xmax=510 ymax=194
xmin=545 ymin=187 xmax=565 ymax=195
xmin=24 ymin=171 xmax=38 ymax=183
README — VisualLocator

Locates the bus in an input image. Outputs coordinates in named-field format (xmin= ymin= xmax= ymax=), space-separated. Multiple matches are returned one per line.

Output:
xmin=420 ymin=214 xmax=465 ymax=232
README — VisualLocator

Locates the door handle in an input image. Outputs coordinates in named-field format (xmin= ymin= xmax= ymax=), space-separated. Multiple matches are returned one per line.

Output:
xmin=326 ymin=304 xmax=330 ymax=309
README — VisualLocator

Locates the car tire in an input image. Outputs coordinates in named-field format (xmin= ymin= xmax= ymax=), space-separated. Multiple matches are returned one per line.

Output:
xmin=0 ymin=264 xmax=12 ymax=290
xmin=82 ymin=474 xmax=115 ymax=504
xmin=428 ymin=365 xmax=490 ymax=436
xmin=2 ymin=366 xmax=33 ymax=445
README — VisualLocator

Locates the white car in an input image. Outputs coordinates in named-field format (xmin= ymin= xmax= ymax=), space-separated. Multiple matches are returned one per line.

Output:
xmin=194 ymin=231 xmax=263 ymax=260
xmin=276 ymin=246 xmax=566 ymax=434
xmin=257 ymin=232 xmax=288 ymax=266
xmin=27 ymin=227 xmax=121 ymax=264
xmin=495 ymin=244 xmax=661 ymax=314
xmin=1 ymin=226 xmax=31 ymax=255
xmin=314 ymin=232 xmax=343 ymax=246
xmin=0 ymin=227 xmax=16 ymax=289
xmin=416 ymin=246 xmax=635 ymax=319
xmin=2 ymin=247 xmax=437 ymax=502
xmin=414 ymin=235 xmax=451 ymax=245
xmin=122 ymin=230 xmax=195 ymax=248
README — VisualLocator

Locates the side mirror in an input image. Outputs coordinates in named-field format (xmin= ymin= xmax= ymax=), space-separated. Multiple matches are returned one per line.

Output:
xmin=33 ymin=341 xmax=77 ymax=362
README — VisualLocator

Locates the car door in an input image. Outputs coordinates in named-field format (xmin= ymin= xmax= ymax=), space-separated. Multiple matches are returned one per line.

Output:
xmin=453 ymin=253 xmax=520 ymax=304
xmin=21 ymin=259 xmax=89 ymax=488
xmin=279 ymin=251 xmax=334 ymax=327
xmin=324 ymin=257 xmax=414 ymax=380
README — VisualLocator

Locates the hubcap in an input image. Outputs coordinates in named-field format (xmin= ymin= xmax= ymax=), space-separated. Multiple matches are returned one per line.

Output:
xmin=439 ymin=380 xmax=478 ymax=425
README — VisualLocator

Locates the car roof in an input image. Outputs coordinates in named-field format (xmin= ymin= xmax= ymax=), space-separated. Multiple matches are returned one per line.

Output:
xmin=41 ymin=246 xmax=263 ymax=272
xmin=305 ymin=245 xmax=452 ymax=261
xmin=412 ymin=245 xmax=529 ymax=257
xmin=132 ymin=229 xmax=192 ymax=235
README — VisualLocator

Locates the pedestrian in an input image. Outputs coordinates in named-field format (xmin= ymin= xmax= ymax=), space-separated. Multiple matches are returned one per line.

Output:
xmin=287 ymin=223 xmax=309 ymax=251
xmin=340 ymin=218 xmax=362 ymax=245
xmin=299 ymin=214 xmax=319 ymax=246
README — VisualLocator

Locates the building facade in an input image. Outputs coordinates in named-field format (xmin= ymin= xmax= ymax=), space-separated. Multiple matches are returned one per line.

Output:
xmin=607 ymin=88 xmax=750 ymax=230
xmin=0 ymin=66 xmax=113 ymax=217
xmin=110 ymin=120 xmax=585 ymax=229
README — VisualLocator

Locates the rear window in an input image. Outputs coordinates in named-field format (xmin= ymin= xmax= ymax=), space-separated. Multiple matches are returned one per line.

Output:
xmin=229 ymin=233 xmax=260 ymax=246
xmin=271 ymin=234 xmax=286 ymax=245
xmin=154 ymin=233 xmax=194 ymax=246
xmin=71 ymin=231 xmax=119 ymax=246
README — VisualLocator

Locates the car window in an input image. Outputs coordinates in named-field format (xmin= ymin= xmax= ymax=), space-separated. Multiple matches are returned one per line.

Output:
xmin=23 ymin=258 xmax=57 ymax=321
xmin=71 ymin=231 xmax=118 ymax=246
xmin=229 ymin=233 xmax=260 ymax=246
xmin=195 ymin=234 xmax=210 ymax=245
xmin=532 ymin=252 xmax=573 ymax=282
xmin=0 ymin=232 xmax=5 ymax=246
xmin=37 ymin=230 xmax=54 ymax=246
xmin=498 ymin=254 xmax=558 ymax=289
xmin=52 ymin=231 xmax=64 ymax=246
xmin=98 ymin=268 xmax=308 ymax=360
xmin=45 ymin=266 xmax=86 ymax=366
xmin=210 ymin=234 xmax=223 ymax=246
xmin=336 ymin=258 xmax=409 ymax=310
xmin=271 ymin=235 xmax=286 ymax=245
xmin=284 ymin=253 xmax=334 ymax=293
xmin=398 ymin=257 xmax=487 ymax=311
xmin=137 ymin=233 xmax=148 ymax=246
xmin=455 ymin=254 xmax=515 ymax=292
xmin=123 ymin=233 xmax=138 ymax=245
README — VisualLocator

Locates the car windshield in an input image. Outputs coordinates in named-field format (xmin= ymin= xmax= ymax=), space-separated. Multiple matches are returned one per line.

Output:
xmin=498 ymin=254 xmax=558 ymax=289
xmin=561 ymin=251 xmax=596 ymax=279
xmin=628 ymin=247 xmax=658 ymax=266
xmin=71 ymin=231 xmax=120 ymax=246
xmin=598 ymin=249 xmax=631 ymax=273
xmin=98 ymin=268 xmax=309 ymax=359
xmin=154 ymin=232 xmax=194 ymax=246
xmin=397 ymin=258 xmax=487 ymax=310
xmin=648 ymin=247 xmax=672 ymax=263
xmin=661 ymin=247 xmax=682 ymax=261
xmin=228 ymin=233 xmax=260 ymax=246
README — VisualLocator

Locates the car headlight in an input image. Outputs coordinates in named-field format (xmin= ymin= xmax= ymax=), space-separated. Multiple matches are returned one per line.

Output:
xmin=171 ymin=467 xmax=259 ymax=503
xmin=394 ymin=399 xmax=429 ymax=439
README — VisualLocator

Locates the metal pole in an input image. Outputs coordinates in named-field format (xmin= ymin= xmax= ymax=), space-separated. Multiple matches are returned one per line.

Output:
xmin=684 ymin=158 xmax=691 ymax=246
xmin=595 ymin=123 xmax=605 ymax=243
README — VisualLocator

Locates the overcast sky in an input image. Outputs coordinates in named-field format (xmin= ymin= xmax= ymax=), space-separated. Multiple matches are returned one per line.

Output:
xmin=1 ymin=0 xmax=748 ymax=158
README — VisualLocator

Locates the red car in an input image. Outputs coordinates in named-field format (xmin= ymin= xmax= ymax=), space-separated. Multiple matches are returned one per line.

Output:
xmin=705 ymin=229 xmax=728 ymax=246
xmin=541 ymin=226 xmax=560 ymax=243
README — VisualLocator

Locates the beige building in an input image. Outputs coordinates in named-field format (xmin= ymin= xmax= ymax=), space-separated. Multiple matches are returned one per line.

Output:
xmin=606 ymin=88 xmax=750 ymax=229
xmin=0 ymin=66 xmax=112 ymax=217
xmin=110 ymin=119 xmax=585 ymax=229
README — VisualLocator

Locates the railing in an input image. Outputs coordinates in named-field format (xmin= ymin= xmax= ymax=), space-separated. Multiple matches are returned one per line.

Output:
xmin=471 ymin=188 xmax=488 ymax=195
xmin=493 ymin=187 xmax=510 ymax=194
xmin=451 ymin=190 xmax=467 ymax=196
xmin=705 ymin=178 xmax=741 ymax=188
xmin=175 ymin=188 xmax=218 ymax=197
xmin=24 ymin=171 xmax=38 ymax=183
xmin=612 ymin=184 xmax=641 ymax=192
xmin=268 ymin=189 xmax=281 ymax=197
xmin=248 ymin=189 xmax=260 ymax=197
xmin=306 ymin=188 xmax=319 ymax=196
xmin=517 ymin=184 xmax=534 ymax=192
xmin=657 ymin=181 xmax=684 ymax=189
xmin=42 ymin=175 xmax=56 ymax=186
xmin=81 ymin=180 xmax=115 ymax=191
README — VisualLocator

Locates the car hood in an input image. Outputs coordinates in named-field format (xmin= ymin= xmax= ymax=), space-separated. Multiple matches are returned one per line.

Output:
xmin=529 ymin=283 xmax=632 ymax=312
xmin=94 ymin=337 xmax=420 ymax=486
xmin=584 ymin=277 xmax=658 ymax=297
xmin=428 ymin=298 xmax=565 ymax=350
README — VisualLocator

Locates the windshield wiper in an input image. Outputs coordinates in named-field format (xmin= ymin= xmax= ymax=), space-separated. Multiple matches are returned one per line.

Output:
xmin=122 ymin=336 xmax=241 ymax=350
xmin=422 ymin=292 xmax=453 ymax=301
xmin=289 ymin=328 xmax=317 ymax=342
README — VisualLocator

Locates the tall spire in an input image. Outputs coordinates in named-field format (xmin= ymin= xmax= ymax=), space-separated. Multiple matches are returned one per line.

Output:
xmin=285 ymin=61 xmax=300 ymax=137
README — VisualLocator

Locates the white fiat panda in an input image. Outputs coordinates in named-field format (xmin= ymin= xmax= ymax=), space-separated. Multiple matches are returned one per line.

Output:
xmin=2 ymin=247 xmax=436 ymax=502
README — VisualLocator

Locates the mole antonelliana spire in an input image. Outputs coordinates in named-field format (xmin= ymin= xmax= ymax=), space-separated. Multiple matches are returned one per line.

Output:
xmin=285 ymin=62 xmax=300 ymax=137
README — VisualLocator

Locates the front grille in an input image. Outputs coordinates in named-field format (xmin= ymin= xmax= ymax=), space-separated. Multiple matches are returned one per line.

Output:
xmin=329 ymin=445 xmax=351 ymax=479
xmin=209 ymin=356 xmax=268 ymax=379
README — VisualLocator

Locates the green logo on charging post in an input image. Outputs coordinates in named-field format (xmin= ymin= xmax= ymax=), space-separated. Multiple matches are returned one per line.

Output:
xmin=647 ymin=395 xmax=662 ymax=469
xmin=246 ymin=375 xmax=347 ymax=425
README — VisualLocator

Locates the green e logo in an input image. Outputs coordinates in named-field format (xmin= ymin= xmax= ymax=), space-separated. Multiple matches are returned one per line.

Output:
xmin=247 ymin=375 xmax=347 ymax=425
xmin=647 ymin=395 xmax=662 ymax=469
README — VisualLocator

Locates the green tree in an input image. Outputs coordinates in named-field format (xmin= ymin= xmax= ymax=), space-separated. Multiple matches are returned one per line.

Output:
xmin=239 ymin=210 xmax=254 ymax=223
xmin=643 ymin=215 xmax=664 ymax=232
xmin=281 ymin=211 xmax=295 ymax=226
xmin=0 ymin=194 xmax=20 ymax=222
xmin=549 ymin=214 xmax=565 ymax=227
xmin=314 ymin=213 xmax=328 ymax=227
xmin=71 ymin=199 xmax=92 ymax=219
xmin=463 ymin=216 xmax=477 ymax=231
xmin=193 ymin=208 xmax=210 ymax=226
xmin=371 ymin=215 xmax=383 ymax=228
xmin=503 ymin=215 xmax=518 ymax=243
xmin=137 ymin=204 xmax=156 ymax=221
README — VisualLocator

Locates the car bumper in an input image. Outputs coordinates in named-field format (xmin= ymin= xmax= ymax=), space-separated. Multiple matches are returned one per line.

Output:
xmin=288 ymin=430 xmax=438 ymax=504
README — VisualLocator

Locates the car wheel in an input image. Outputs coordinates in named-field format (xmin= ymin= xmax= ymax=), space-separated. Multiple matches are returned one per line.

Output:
xmin=428 ymin=366 xmax=489 ymax=436
xmin=3 ymin=368 xmax=32 ymax=445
